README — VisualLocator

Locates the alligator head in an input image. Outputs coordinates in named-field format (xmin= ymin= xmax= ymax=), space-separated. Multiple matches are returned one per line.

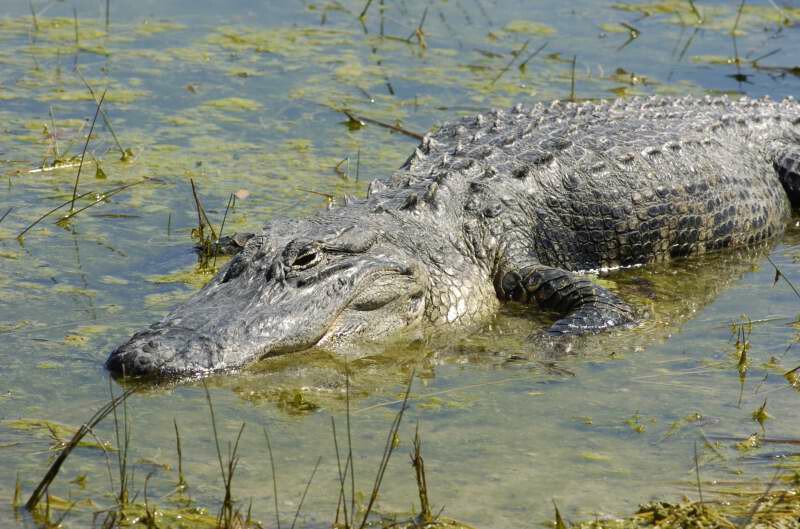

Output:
xmin=106 ymin=217 xmax=429 ymax=377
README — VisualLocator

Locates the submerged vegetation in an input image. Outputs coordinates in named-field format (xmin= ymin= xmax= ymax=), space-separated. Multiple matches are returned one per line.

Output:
xmin=10 ymin=359 xmax=800 ymax=528
xmin=2 ymin=0 xmax=800 ymax=528
xmin=13 ymin=372 xmax=479 ymax=529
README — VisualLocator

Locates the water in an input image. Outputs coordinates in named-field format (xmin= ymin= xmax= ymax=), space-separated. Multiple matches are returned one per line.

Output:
xmin=2 ymin=0 xmax=800 ymax=527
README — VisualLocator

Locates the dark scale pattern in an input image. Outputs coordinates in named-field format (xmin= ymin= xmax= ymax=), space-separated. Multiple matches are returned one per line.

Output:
xmin=380 ymin=95 xmax=800 ymax=334
xmin=397 ymin=95 xmax=799 ymax=269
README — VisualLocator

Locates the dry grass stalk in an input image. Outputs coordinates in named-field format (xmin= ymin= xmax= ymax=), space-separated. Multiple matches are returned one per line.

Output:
xmin=25 ymin=388 xmax=135 ymax=511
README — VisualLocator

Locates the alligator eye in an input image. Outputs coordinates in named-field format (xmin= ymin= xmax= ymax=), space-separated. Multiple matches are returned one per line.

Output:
xmin=292 ymin=250 xmax=320 ymax=269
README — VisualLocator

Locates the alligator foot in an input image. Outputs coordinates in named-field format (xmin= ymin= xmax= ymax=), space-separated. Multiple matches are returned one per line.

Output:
xmin=501 ymin=264 xmax=636 ymax=336
xmin=548 ymin=300 xmax=636 ymax=336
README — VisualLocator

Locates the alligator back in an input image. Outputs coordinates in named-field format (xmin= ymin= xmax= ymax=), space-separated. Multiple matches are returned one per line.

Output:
xmin=395 ymin=95 xmax=800 ymax=271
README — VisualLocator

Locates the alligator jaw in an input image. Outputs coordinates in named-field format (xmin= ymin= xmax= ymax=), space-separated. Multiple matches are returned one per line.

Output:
xmin=106 ymin=254 xmax=427 ymax=378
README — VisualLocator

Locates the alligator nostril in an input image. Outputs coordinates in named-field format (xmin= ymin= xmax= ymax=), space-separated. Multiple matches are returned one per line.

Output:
xmin=136 ymin=355 xmax=152 ymax=368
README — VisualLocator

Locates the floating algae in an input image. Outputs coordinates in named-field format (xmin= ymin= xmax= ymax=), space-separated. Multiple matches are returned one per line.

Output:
xmin=2 ymin=2 xmax=800 ymax=529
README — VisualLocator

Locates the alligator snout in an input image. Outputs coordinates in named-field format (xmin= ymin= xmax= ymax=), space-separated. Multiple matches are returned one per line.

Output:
xmin=106 ymin=326 xmax=226 ymax=376
xmin=106 ymin=235 xmax=428 ymax=378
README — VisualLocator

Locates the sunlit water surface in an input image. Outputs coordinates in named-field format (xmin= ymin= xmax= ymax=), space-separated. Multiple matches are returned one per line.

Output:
xmin=2 ymin=0 xmax=800 ymax=527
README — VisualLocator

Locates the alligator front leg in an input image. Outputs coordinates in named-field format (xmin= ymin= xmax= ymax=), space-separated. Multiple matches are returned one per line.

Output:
xmin=499 ymin=265 xmax=636 ymax=335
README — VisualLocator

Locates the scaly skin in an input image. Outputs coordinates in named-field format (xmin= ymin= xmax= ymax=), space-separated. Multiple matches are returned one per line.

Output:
xmin=107 ymin=95 xmax=800 ymax=377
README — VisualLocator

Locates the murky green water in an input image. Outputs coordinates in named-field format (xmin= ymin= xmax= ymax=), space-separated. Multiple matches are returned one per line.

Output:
xmin=2 ymin=0 xmax=800 ymax=527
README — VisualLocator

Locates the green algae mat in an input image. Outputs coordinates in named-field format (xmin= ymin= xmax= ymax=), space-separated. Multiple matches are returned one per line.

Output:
xmin=2 ymin=0 xmax=800 ymax=528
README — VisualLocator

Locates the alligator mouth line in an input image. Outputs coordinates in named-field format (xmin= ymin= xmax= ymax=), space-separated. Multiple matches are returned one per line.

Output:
xmin=295 ymin=257 xmax=413 ymax=287
xmin=107 ymin=255 xmax=423 ymax=378
xmin=294 ymin=261 xmax=354 ymax=287
xmin=250 ymin=259 xmax=421 ymax=359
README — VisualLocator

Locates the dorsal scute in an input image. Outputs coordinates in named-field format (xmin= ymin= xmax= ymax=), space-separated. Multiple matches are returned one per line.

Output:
xmin=367 ymin=95 xmax=800 ymax=219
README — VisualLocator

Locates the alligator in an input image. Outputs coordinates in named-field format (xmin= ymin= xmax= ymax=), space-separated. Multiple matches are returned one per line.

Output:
xmin=106 ymin=95 xmax=800 ymax=377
